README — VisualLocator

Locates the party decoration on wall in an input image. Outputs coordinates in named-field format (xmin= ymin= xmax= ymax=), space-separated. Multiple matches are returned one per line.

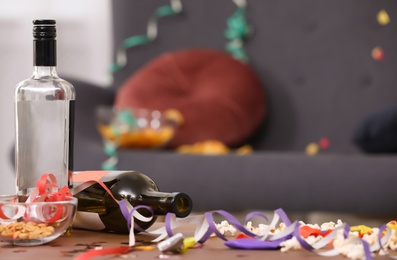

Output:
xmin=109 ymin=0 xmax=183 ymax=73
xmin=377 ymin=9 xmax=390 ymax=26
xmin=101 ymin=141 xmax=118 ymax=170
xmin=318 ymin=137 xmax=330 ymax=150
xmin=305 ymin=137 xmax=330 ymax=156
xmin=224 ymin=0 xmax=253 ymax=62
xmin=305 ymin=142 xmax=319 ymax=156
xmin=372 ymin=46 xmax=385 ymax=61
xmin=109 ymin=0 xmax=253 ymax=74
xmin=371 ymin=8 xmax=390 ymax=61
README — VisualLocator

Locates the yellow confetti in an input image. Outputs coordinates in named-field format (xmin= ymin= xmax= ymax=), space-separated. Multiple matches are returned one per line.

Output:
xmin=181 ymin=237 xmax=196 ymax=253
xmin=135 ymin=245 xmax=156 ymax=251
xmin=377 ymin=9 xmax=390 ymax=26
xmin=305 ymin=142 xmax=319 ymax=156
xmin=350 ymin=225 xmax=373 ymax=235
xmin=387 ymin=220 xmax=397 ymax=234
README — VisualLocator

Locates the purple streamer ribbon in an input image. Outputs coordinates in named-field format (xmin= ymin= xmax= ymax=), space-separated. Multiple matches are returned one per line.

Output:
xmin=119 ymin=199 xmax=154 ymax=232
xmin=118 ymin=201 xmax=397 ymax=259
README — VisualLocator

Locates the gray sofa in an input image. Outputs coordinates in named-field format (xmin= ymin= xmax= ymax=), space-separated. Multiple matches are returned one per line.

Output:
xmin=71 ymin=0 xmax=397 ymax=216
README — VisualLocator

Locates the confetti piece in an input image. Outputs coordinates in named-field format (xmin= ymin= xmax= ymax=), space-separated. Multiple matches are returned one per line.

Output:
xmin=372 ymin=46 xmax=385 ymax=61
xmin=236 ymin=233 xmax=251 ymax=239
xmin=157 ymin=233 xmax=184 ymax=253
xmin=182 ymin=237 xmax=196 ymax=252
xmin=387 ymin=220 xmax=397 ymax=234
xmin=74 ymin=247 xmax=130 ymax=260
xmin=377 ymin=9 xmax=390 ymax=26
xmin=134 ymin=245 xmax=156 ymax=251
xmin=319 ymin=137 xmax=330 ymax=150
xmin=305 ymin=142 xmax=319 ymax=156
xmin=350 ymin=225 xmax=373 ymax=237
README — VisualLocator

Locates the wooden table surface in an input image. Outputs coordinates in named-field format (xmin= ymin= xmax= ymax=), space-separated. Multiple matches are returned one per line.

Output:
xmin=0 ymin=227 xmax=369 ymax=260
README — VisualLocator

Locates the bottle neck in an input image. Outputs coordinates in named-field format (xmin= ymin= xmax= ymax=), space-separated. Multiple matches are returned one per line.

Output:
xmin=32 ymin=66 xmax=59 ymax=79
xmin=138 ymin=191 xmax=192 ymax=218
xmin=33 ymin=39 xmax=56 ymax=66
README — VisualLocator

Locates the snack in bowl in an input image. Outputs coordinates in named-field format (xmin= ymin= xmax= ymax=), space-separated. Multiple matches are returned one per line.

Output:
xmin=0 ymin=195 xmax=77 ymax=246
xmin=97 ymin=107 xmax=182 ymax=149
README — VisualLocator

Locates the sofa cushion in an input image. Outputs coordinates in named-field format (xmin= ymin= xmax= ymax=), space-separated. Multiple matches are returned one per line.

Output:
xmin=114 ymin=48 xmax=267 ymax=148
xmin=353 ymin=106 xmax=397 ymax=153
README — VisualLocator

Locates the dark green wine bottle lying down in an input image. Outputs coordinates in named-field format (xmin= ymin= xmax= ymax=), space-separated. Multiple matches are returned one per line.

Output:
xmin=72 ymin=171 xmax=192 ymax=233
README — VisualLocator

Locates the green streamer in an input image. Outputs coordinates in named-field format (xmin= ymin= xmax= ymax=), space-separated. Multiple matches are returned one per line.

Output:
xmin=101 ymin=142 xmax=118 ymax=170
xmin=224 ymin=1 xmax=253 ymax=62
xmin=109 ymin=0 xmax=183 ymax=73
xmin=101 ymin=110 xmax=137 ymax=170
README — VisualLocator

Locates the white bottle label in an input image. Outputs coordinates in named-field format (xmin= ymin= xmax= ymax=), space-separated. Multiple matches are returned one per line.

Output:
xmin=73 ymin=212 xmax=106 ymax=231
xmin=16 ymin=100 xmax=69 ymax=191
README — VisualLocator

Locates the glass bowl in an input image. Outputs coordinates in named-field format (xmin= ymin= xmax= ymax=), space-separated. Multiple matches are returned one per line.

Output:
xmin=96 ymin=107 xmax=181 ymax=149
xmin=0 ymin=195 xmax=77 ymax=246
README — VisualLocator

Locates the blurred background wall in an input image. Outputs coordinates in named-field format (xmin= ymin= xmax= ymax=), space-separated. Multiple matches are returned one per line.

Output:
xmin=0 ymin=0 xmax=112 ymax=194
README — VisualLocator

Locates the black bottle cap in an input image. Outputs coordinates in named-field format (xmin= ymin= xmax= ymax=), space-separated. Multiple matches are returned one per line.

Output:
xmin=32 ymin=19 xmax=57 ymax=66
xmin=33 ymin=19 xmax=56 ymax=39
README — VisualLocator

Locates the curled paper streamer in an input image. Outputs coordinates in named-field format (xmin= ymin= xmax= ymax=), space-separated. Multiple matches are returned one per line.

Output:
xmin=128 ymin=208 xmax=294 ymax=246
xmin=101 ymin=141 xmax=119 ymax=171
xmin=293 ymin=222 xmax=351 ymax=257
xmin=119 ymin=200 xmax=155 ymax=246
xmin=0 ymin=204 xmax=26 ymax=221
xmin=0 ymin=174 xmax=72 ymax=223
xmin=377 ymin=225 xmax=397 ymax=259
xmin=100 ymin=110 xmax=136 ymax=170
xmin=109 ymin=0 xmax=183 ymax=73
xmin=225 ymin=0 xmax=253 ymax=62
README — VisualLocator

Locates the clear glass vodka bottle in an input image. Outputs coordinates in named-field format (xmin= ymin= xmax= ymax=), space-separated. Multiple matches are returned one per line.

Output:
xmin=15 ymin=20 xmax=76 ymax=195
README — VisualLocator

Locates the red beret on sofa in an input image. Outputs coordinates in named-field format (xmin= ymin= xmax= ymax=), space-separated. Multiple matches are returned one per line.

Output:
xmin=114 ymin=48 xmax=267 ymax=148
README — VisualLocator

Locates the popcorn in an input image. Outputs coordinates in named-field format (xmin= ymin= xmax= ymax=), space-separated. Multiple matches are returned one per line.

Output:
xmin=305 ymin=235 xmax=323 ymax=245
xmin=335 ymin=237 xmax=372 ymax=260
xmin=280 ymin=235 xmax=322 ymax=253
xmin=321 ymin=219 xmax=343 ymax=230
xmin=280 ymin=236 xmax=301 ymax=252
xmin=215 ymin=220 xmax=237 ymax=236
xmin=244 ymin=221 xmax=286 ymax=236
xmin=299 ymin=221 xmax=320 ymax=230
xmin=361 ymin=228 xmax=379 ymax=246
xmin=389 ymin=230 xmax=397 ymax=250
